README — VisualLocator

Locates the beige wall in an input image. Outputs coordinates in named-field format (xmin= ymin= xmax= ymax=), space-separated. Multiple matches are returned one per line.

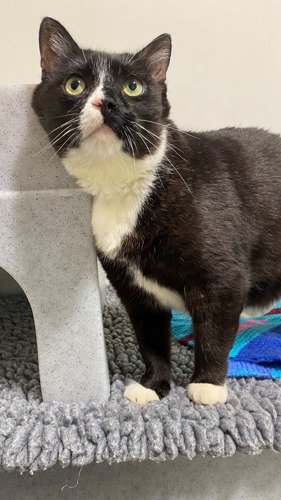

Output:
xmin=2 ymin=0 xmax=281 ymax=132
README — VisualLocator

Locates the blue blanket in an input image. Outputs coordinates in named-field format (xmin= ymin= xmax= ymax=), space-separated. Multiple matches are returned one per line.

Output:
xmin=171 ymin=301 xmax=281 ymax=379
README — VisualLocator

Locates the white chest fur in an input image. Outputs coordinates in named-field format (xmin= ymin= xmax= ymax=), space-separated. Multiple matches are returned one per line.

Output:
xmin=92 ymin=191 xmax=143 ymax=259
xmin=63 ymin=128 xmax=185 ymax=311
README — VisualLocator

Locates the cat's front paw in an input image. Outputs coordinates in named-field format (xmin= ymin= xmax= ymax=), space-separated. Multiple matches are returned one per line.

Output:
xmin=124 ymin=382 xmax=160 ymax=407
xmin=187 ymin=383 xmax=228 ymax=404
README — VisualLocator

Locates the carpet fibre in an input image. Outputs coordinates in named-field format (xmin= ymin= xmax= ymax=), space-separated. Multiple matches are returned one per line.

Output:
xmin=1 ymin=287 xmax=281 ymax=472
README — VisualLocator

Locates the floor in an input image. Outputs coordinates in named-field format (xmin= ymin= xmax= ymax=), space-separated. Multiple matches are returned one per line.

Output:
xmin=1 ymin=450 xmax=280 ymax=500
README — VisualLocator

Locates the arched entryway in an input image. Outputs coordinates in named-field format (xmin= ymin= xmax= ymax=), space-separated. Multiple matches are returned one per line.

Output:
xmin=0 ymin=267 xmax=41 ymax=400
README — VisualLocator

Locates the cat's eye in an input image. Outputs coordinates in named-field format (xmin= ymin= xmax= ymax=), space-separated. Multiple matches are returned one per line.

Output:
xmin=123 ymin=79 xmax=143 ymax=97
xmin=65 ymin=76 xmax=86 ymax=96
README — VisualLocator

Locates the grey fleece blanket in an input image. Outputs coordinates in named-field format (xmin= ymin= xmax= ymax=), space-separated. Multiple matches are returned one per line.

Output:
xmin=0 ymin=287 xmax=281 ymax=472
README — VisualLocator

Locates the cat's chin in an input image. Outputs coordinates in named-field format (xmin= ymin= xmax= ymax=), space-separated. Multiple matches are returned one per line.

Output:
xmin=83 ymin=123 xmax=116 ymax=142
xmin=79 ymin=124 xmax=122 ymax=158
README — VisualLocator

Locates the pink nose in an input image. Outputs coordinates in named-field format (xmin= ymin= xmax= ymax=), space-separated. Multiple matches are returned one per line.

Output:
xmin=92 ymin=98 xmax=102 ymax=109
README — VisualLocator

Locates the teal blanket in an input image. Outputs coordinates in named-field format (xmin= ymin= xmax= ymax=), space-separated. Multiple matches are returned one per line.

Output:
xmin=172 ymin=301 xmax=281 ymax=378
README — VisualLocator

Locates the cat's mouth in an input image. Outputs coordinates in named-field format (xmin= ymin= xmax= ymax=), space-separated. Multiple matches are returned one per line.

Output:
xmin=83 ymin=123 xmax=115 ymax=141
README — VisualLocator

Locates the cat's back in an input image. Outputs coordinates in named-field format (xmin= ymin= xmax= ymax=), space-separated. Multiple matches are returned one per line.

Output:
xmin=191 ymin=126 xmax=281 ymax=168
xmin=174 ymin=125 xmax=281 ymax=233
xmin=182 ymin=126 xmax=281 ymax=188
xmin=204 ymin=126 xmax=280 ymax=143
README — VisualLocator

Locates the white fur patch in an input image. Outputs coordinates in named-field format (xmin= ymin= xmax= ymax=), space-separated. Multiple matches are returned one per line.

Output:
xmin=132 ymin=267 xmax=186 ymax=311
xmin=64 ymin=126 xmax=167 ymax=187
xmin=241 ymin=304 xmax=273 ymax=318
xmin=79 ymin=76 xmax=108 ymax=143
xmin=124 ymin=382 xmax=159 ymax=407
xmin=187 ymin=383 xmax=228 ymax=405
xmin=64 ymin=131 xmax=167 ymax=261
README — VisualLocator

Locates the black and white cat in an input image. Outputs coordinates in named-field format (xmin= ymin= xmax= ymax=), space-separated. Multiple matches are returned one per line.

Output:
xmin=33 ymin=17 xmax=281 ymax=406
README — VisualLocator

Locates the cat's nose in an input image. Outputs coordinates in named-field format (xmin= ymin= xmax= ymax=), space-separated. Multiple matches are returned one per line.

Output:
xmin=92 ymin=98 xmax=116 ymax=113
xmin=92 ymin=98 xmax=102 ymax=109
xmin=102 ymin=99 xmax=117 ymax=113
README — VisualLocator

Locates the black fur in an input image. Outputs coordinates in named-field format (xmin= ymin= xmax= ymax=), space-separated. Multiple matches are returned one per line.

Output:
xmin=33 ymin=18 xmax=281 ymax=401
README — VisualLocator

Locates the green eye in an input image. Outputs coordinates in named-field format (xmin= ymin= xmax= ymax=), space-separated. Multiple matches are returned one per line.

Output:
xmin=123 ymin=79 xmax=143 ymax=97
xmin=65 ymin=76 xmax=86 ymax=95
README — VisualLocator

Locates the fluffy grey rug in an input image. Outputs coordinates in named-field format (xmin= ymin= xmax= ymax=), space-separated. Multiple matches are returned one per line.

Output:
xmin=0 ymin=287 xmax=281 ymax=472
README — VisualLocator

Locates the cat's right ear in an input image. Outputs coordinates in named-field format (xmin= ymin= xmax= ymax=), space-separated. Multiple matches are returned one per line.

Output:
xmin=39 ymin=17 xmax=80 ymax=73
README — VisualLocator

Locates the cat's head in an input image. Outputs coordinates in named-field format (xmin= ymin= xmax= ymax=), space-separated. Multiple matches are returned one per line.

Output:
xmin=32 ymin=17 xmax=172 ymax=190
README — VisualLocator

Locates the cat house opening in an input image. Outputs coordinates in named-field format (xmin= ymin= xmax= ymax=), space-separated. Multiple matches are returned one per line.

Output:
xmin=0 ymin=267 xmax=41 ymax=399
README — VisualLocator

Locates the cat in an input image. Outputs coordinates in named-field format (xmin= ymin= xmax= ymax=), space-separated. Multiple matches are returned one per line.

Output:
xmin=32 ymin=17 xmax=281 ymax=406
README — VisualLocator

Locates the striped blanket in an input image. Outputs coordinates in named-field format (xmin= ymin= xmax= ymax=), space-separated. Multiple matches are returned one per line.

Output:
xmin=171 ymin=301 xmax=281 ymax=378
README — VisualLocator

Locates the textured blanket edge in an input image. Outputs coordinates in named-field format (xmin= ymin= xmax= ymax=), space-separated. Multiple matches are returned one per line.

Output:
xmin=1 ymin=377 xmax=281 ymax=472
xmin=1 ymin=288 xmax=281 ymax=472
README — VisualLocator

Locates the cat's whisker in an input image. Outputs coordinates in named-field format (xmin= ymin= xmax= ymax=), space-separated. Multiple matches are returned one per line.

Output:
xmin=35 ymin=129 xmax=74 ymax=157
xmin=123 ymin=127 xmax=136 ymax=167
xmin=123 ymin=128 xmax=132 ymax=156
xmin=36 ymin=120 xmax=77 ymax=148
xmin=138 ymin=119 xmax=201 ymax=141
xmin=133 ymin=129 xmax=152 ymax=156
xmin=164 ymin=154 xmax=194 ymax=198
xmin=59 ymin=131 xmax=80 ymax=154
xmin=130 ymin=120 xmax=171 ymax=153
xmin=47 ymin=131 xmax=79 ymax=164
xmin=67 ymin=131 xmax=81 ymax=149
xmin=36 ymin=112 xmax=79 ymax=120
xmin=81 ymin=48 xmax=87 ymax=63
xmin=131 ymin=129 xmax=166 ymax=191
xmin=131 ymin=120 xmax=189 ymax=164
xmin=37 ymin=117 xmax=79 ymax=142
xmin=131 ymin=121 xmax=161 ymax=141
xmin=133 ymin=120 xmax=186 ymax=159
xmin=125 ymin=125 xmax=139 ymax=160
xmin=42 ymin=121 xmax=78 ymax=143
xmin=48 ymin=113 xmax=79 ymax=124
xmin=35 ymin=125 xmax=77 ymax=157
xmin=133 ymin=128 xmax=193 ymax=198
xmin=167 ymin=126 xmax=201 ymax=141
xmin=52 ymin=112 xmax=78 ymax=119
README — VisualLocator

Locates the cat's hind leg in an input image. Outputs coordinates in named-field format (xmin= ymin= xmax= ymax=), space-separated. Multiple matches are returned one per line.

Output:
xmin=187 ymin=284 xmax=245 ymax=405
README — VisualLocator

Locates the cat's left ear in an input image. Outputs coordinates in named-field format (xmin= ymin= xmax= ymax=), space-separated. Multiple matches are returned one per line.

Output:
xmin=38 ymin=17 xmax=80 ymax=73
xmin=133 ymin=34 xmax=172 ymax=84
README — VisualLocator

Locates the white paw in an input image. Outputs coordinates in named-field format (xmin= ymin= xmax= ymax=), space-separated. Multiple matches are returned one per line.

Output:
xmin=124 ymin=382 xmax=160 ymax=407
xmin=187 ymin=383 xmax=228 ymax=405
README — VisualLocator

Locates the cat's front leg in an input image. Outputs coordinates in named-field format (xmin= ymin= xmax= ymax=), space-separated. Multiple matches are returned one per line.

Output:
xmin=122 ymin=297 xmax=172 ymax=407
xmin=98 ymin=257 xmax=172 ymax=407
xmin=187 ymin=290 xmax=243 ymax=405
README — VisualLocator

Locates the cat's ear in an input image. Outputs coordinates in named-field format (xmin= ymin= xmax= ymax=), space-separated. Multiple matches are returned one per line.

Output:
xmin=133 ymin=34 xmax=172 ymax=84
xmin=39 ymin=17 xmax=80 ymax=73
